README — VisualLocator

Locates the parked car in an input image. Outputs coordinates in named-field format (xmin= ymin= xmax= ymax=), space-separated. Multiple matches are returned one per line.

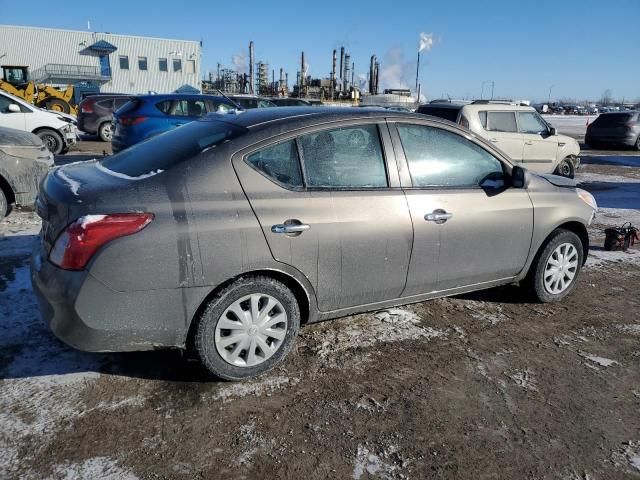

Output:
xmin=111 ymin=94 xmax=238 ymax=153
xmin=0 ymin=90 xmax=76 ymax=154
xmin=226 ymin=95 xmax=276 ymax=109
xmin=420 ymin=101 xmax=580 ymax=178
xmin=585 ymin=111 xmax=640 ymax=150
xmin=269 ymin=98 xmax=313 ymax=107
xmin=32 ymin=108 xmax=597 ymax=380
xmin=78 ymin=94 xmax=131 ymax=142
xmin=416 ymin=100 xmax=468 ymax=122
xmin=0 ymin=126 xmax=53 ymax=217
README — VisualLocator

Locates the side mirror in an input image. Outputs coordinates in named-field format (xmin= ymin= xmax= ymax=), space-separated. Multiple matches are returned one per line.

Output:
xmin=512 ymin=165 xmax=527 ymax=188
xmin=549 ymin=126 xmax=557 ymax=136
xmin=7 ymin=104 xmax=20 ymax=113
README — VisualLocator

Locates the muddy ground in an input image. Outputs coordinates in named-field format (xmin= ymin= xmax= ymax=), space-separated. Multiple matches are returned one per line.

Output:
xmin=1 ymin=155 xmax=639 ymax=479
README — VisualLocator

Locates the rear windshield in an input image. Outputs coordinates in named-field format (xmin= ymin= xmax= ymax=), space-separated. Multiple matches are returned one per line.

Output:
xmin=115 ymin=99 xmax=140 ymax=116
xmin=101 ymin=118 xmax=245 ymax=176
xmin=416 ymin=106 xmax=461 ymax=122
xmin=593 ymin=113 xmax=633 ymax=126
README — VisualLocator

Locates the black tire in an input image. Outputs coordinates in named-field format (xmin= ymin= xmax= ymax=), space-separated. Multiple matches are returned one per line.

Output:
xmin=555 ymin=158 xmax=575 ymax=178
xmin=38 ymin=97 xmax=71 ymax=114
xmin=0 ymin=187 xmax=9 ymax=218
xmin=635 ymin=135 xmax=640 ymax=151
xmin=98 ymin=122 xmax=113 ymax=142
xmin=525 ymin=229 xmax=584 ymax=303
xmin=37 ymin=129 xmax=64 ymax=155
xmin=194 ymin=276 xmax=301 ymax=380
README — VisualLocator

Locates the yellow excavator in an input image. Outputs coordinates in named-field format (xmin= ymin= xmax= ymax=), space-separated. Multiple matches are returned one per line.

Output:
xmin=0 ymin=66 xmax=96 ymax=116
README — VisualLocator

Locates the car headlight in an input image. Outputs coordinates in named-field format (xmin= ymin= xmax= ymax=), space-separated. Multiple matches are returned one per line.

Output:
xmin=577 ymin=188 xmax=597 ymax=210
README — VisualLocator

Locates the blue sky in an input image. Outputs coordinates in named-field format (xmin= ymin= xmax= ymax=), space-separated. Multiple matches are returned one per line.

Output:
xmin=2 ymin=0 xmax=639 ymax=102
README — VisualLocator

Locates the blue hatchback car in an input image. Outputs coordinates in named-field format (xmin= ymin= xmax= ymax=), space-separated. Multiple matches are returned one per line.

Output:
xmin=112 ymin=94 xmax=239 ymax=152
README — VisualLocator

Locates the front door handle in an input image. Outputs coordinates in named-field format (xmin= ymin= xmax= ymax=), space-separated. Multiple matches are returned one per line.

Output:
xmin=425 ymin=209 xmax=453 ymax=224
xmin=489 ymin=138 xmax=498 ymax=142
xmin=524 ymin=141 xmax=533 ymax=145
xmin=271 ymin=221 xmax=310 ymax=234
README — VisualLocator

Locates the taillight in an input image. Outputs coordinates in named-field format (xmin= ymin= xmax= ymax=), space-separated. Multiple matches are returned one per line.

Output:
xmin=80 ymin=100 xmax=94 ymax=114
xmin=49 ymin=213 xmax=154 ymax=270
xmin=119 ymin=116 xmax=148 ymax=127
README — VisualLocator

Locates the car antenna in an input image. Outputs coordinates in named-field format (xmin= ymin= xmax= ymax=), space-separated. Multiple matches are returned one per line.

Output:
xmin=215 ymin=89 xmax=243 ymax=111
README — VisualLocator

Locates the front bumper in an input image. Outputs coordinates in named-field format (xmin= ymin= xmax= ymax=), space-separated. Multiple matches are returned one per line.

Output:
xmin=30 ymin=243 xmax=191 ymax=352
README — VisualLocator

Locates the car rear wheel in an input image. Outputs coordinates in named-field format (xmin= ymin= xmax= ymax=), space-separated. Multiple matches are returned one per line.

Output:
xmin=37 ymin=129 xmax=64 ymax=155
xmin=635 ymin=135 xmax=640 ymax=151
xmin=0 ymin=187 xmax=9 ymax=218
xmin=194 ymin=276 xmax=300 ymax=380
xmin=555 ymin=158 xmax=575 ymax=178
xmin=526 ymin=229 xmax=584 ymax=303
xmin=98 ymin=122 xmax=113 ymax=142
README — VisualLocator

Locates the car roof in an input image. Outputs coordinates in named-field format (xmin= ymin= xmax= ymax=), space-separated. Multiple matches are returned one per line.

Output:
xmin=419 ymin=103 xmax=464 ymax=110
xmin=462 ymin=103 xmax=535 ymax=112
xmin=133 ymin=93 xmax=229 ymax=101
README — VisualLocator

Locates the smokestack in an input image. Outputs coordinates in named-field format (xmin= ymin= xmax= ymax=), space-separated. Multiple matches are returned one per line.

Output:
xmin=351 ymin=62 xmax=355 ymax=89
xmin=339 ymin=47 xmax=345 ymax=92
xmin=331 ymin=49 xmax=337 ymax=99
xmin=249 ymin=41 xmax=254 ymax=95
xmin=300 ymin=51 xmax=305 ymax=97
xmin=374 ymin=61 xmax=380 ymax=95
xmin=369 ymin=55 xmax=376 ymax=95
xmin=344 ymin=53 xmax=350 ymax=91
xmin=279 ymin=67 xmax=284 ymax=93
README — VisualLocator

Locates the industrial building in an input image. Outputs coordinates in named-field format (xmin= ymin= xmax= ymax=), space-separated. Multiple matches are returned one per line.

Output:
xmin=0 ymin=25 xmax=201 ymax=94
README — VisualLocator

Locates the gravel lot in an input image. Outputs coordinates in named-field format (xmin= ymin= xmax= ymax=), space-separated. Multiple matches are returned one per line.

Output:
xmin=1 ymin=139 xmax=639 ymax=478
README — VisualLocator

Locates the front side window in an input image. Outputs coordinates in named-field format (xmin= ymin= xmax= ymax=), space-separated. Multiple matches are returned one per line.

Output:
xmin=119 ymin=55 xmax=129 ymax=70
xmin=247 ymin=140 xmax=303 ymax=189
xmin=518 ymin=112 xmax=548 ymax=134
xmin=397 ymin=124 xmax=504 ymax=188
xmin=159 ymin=58 xmax=168 ymax=72
xmin=173 ymin=59 xmax=182 ymax=72
xmin=138 ymin=56 xmax=148 ymax=71
xmin=299 ymin=125 xmax=387 ymax=188
xmin=486 ymin=112 xmax=517 ymax=132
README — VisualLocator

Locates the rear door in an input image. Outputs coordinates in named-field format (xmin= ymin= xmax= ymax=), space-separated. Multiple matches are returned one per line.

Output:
xmin=168 ymin=99 xmax=207 ymax=128
xmin=390 ymin=120 xmax=533 ymax=294
xmin=483 ymin=111 xmax=525 ymax=163
xmin=233 ymin=121 xmax=413 ymax=311
xmin=518 ymin=111 xmax=558 ymax=173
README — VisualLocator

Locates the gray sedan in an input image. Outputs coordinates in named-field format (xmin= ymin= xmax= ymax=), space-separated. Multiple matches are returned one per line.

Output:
xmin=31 ymin=108 xmax=598 ymax=380
xmin=0 ymin=126 xmax=54 ymax=217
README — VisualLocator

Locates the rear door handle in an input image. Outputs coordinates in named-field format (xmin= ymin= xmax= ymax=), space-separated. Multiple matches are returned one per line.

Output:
xmin=425 ymin=210 xmax=453 ymax=224
xmin=271 ymin=222 xmax=310 ymax=234
xmin=489 ymin=138 xmax=498 ymax=142
xmin=524 ymin=141 xmax=533 ymax=145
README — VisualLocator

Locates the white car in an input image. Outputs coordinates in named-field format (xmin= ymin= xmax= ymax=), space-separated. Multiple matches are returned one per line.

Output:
xmin=0 ymin=90 xmax=76 ymax=154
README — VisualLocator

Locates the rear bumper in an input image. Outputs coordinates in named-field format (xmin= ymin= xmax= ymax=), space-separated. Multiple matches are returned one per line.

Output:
xmin=585 ymin=133 xmax=638 ymax=146
xmin=30 ymin=244 xmax=195 ymax=352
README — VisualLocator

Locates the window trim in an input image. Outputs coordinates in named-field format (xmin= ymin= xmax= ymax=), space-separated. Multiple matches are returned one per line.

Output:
xmin=118 ymin=55 xmax=129 ymax=70
xmin=173 ymin=58 xmax=182 ymax=72
xmin=238 ymin=121 xmax=398 ymax=192
xmin=485 ymin=111 xmax=518 ymax=133
xmin=244 ymin=139 xmax=305 ymax=192
xmin=138 ymin=56 xmax=148 ymax=71
xmin=158 ymin=58 xmax=168 ymax=72
xmin=387 ymin=119 xmax=512 ymax=190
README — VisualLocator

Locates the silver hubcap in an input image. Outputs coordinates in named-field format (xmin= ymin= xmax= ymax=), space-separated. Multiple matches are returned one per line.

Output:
xmin=544 ymin=243 xmax=578 ymax=294
xmin=215 ymin=294 xmax=288 ymax=367
xmin=102 ymin=124 xmax=113 ymax=140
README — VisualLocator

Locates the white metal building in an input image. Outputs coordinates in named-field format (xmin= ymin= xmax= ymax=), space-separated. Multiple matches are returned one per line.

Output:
xmin=0 ymin=25 xmax=201 ymax=94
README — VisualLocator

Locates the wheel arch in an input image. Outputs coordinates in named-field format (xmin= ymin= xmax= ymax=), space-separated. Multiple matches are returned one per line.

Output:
xmin=0 ymin=173 xmax=16 ymax=212
xmin=185 ymin=268 xmax=315 ymax=350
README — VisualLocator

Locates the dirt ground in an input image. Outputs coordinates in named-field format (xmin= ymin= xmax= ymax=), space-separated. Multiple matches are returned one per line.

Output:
xmin=1 ymin=154 xmax=639 ymax=479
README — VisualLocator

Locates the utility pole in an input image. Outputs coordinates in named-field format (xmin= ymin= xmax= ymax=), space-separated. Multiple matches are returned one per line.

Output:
xmin=415 ymin=50 xmax=420 ymax=94
xmin=547 ymin=84 xmax=555 ymax=105
xmin=490 ymin=81 xmax=495 ymax=100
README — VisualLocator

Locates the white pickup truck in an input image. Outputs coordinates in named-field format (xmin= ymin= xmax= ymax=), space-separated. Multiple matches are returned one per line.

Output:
xmin=0 ymin=90 xmax=76 ymax=154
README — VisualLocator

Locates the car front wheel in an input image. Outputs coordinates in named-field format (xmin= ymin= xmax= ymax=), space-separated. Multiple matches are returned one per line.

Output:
xmin=526 ymin=229 xmax=584 ymax=303
xmin=36 ymin=129 xmax=64 ymax=155
xmin=555 ymin=158 xmax=575 ymax=178
xmin=194 ymin=276 xmax=301 ymax=380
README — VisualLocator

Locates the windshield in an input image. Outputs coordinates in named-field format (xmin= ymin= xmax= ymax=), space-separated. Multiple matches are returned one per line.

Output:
xmin=101 ymin=118 xmax=246 ymax=176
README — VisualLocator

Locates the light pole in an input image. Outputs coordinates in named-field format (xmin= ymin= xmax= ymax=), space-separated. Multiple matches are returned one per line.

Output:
xmin=480 ymin=80 xmax=491 ymax=99
xmin=547 ymin=84 xmax=555 ymax=105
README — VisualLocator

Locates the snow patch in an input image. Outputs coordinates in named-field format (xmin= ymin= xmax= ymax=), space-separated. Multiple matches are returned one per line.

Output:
xmin=615 ymin=324 xmax=640 ymax=335
xmin=96 ymin=162 xmax=163 ymax=180
xmin=612 ymin=441 xmax=640 ymax=473
xmin=55 ymin=168 xmax=81 ymax=196
xmin=507 ymin=369 xmax=538 ymax=392
xmin=581 ymin=353 xmax=619 ymax=367
xmin=48 ymin=456 xmax=138 ymax=480
xmin=211 ymin=375 xmax=299 ymax=402
xmin=352 ymin=443 xmax=405 ymax=480
xmin=465 ymin=301 xmax=510 ymax=325
xmin=585 ymin=248 xmax=640 ymax=268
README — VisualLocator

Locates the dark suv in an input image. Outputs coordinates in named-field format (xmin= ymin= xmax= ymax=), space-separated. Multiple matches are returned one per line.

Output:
xmin=416 ymin=101 xmax=469 ymax=122
xmin=77 ymin=95 xmax=131 ymax=142
xmin=585 ymin=111 xmax=640 ymax=150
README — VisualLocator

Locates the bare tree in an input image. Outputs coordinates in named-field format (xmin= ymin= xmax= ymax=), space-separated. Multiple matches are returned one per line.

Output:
xmin=599 ymin=89 xmax=613 ymax=106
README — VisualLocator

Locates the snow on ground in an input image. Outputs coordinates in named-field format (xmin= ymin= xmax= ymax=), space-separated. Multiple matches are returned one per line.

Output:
xmin=48 ymin=457 xmax=139 ymax=480
xmin=542 ymin=115 xmax=593 ymax=138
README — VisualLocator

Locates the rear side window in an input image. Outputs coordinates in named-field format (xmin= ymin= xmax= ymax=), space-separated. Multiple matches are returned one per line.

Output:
xmin=486 ymin=112 xmax=517 ymax=132
xmin=155 ymin=100 xmax=172 ymax=114
xmin=593 ymin=113 xmax=633 ymax=126
xmin=247 ymin=140 xmax=303 ymax=189
xmin=96 ymin=99 xmax=113 ymax=109
xmin=299 ymin=125 xmax=387 ymax=188
xmin=171 ymin=100 xmax=206 ymax=117
xmin=114 ymin=98 xmax=130 ymax=109
xmin=397 ymin=124 xmax=503 ymax=188
xmin=101 ymin=119 xmax=245 ymax=177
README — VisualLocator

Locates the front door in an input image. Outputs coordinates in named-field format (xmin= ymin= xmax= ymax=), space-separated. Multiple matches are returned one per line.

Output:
xmin=518 ymin=111 xmax=558 ymax=173
xmin=483 ymin=111 xmax=525 ymax=163
xmin=392 ymin=122 xmax=534 ymax=295
xmin=233 ymin=123 xmax=413 ymax=311
xmin=99 ymin=55 xmax=111 ymax=77
xmin=0 ymin=94 xmax=26 ymax=130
